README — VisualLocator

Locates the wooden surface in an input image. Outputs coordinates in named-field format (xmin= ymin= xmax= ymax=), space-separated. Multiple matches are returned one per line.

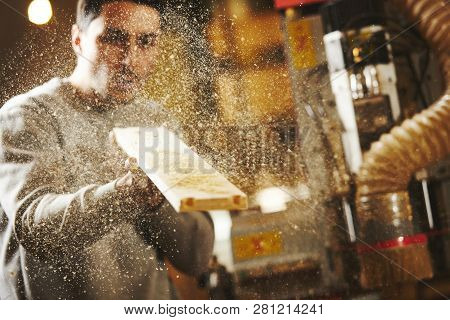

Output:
xmin=113 ymin=127 xmax=248 ymax=213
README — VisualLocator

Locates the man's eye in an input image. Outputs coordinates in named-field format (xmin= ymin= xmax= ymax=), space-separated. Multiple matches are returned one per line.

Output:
xmin=137 ymin=34 xmax=157 ymax=48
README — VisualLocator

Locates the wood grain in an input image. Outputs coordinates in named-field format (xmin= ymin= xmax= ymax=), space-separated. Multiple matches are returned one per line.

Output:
xmin=113 ymin=127 xmax=248 ymax=213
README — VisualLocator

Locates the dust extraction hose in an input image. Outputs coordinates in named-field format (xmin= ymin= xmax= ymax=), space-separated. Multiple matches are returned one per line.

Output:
xmin=355 ymin=0 xmax=450 ymax=288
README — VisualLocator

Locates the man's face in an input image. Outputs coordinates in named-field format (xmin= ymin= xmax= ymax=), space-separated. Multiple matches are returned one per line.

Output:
xmin=76 ymin=1 xmax=161 ymax=103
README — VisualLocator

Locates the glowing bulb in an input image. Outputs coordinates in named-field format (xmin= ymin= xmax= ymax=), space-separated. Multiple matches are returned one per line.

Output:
xmin=28 ymin=0 xmax=53 ymax=25
xmin=256 ymin=187 xmax=291 ymax=214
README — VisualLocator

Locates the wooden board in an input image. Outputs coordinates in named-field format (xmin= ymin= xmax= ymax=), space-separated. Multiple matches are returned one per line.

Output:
xmin=113 ymin=127 xmax=248 ymax=213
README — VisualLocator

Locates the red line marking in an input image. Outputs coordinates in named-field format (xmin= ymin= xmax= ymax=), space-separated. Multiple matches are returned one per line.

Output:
xmin=356 ymin=233 xmax=428 ymax=254
xmin=274 ymin=0 xmax=327 ymax=10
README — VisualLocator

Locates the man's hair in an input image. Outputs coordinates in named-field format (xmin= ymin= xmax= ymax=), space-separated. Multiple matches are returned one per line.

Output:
xmin=76 ymin=0 xmax=164 ymax=30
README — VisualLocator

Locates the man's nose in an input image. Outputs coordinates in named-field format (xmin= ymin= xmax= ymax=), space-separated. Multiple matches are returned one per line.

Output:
xmin=121 ymin=38 xmax=140 ymax=64
xmin=121 ymin=44 xmax=133 ymax=66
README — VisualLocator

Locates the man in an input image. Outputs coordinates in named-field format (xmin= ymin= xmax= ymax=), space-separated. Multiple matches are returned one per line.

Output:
xmin=0 ymin=0 xmax=214 ymax=299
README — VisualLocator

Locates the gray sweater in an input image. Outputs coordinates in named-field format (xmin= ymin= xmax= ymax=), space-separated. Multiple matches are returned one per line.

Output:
xmin=0 ymin=78 xmax=214 ymax=299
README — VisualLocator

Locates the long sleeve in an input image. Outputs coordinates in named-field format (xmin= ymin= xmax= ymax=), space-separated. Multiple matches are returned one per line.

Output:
xmin=136 ymin=201 xmax=214 ymax=277
xmin=0 ymin=102 xmax=145 ymax=259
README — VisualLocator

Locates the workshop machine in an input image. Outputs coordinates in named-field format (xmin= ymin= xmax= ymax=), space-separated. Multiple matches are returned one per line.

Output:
xmin=226 ymin=0 xmax=450 ymax=298
xmin=228 ymin=0 xmax=352 ymax=299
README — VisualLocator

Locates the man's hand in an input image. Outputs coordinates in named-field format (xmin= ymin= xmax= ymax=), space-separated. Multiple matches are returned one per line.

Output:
xmin=116 ymin=157 xmax=165 ymax=209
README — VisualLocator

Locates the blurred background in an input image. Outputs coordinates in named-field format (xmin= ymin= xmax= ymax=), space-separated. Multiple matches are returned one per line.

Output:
xmin=1 ymin=0 xmax=450 ymax=300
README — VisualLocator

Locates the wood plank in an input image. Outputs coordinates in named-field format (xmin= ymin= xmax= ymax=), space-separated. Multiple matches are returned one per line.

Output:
xmin=113 ymin=127 xmax=248 ymax=213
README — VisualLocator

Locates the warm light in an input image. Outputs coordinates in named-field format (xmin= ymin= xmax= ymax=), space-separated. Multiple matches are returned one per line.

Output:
xmin=256 ymin=187 xmax=291 ymax=214
xmin=28 ymin=0 xmax=53 ymax=25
